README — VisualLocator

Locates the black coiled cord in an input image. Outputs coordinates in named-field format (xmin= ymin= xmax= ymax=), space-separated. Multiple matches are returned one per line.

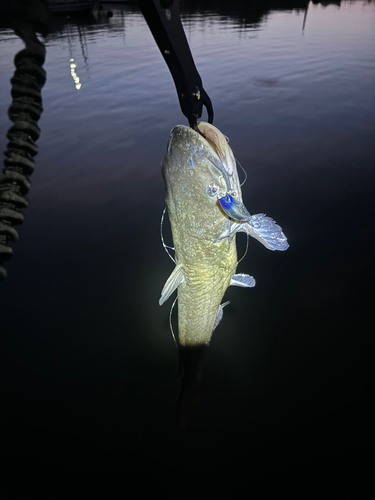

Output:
xmin=0 ymin=24 xmax=46 ymax=278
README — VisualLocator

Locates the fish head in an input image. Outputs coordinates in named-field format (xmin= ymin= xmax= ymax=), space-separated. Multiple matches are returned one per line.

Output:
xmin=162 ymin=123 xmax=245 ymax=240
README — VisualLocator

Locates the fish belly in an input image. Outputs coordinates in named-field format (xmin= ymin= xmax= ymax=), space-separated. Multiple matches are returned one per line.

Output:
xmin=176 ymin=240 xmax=237 ymax=346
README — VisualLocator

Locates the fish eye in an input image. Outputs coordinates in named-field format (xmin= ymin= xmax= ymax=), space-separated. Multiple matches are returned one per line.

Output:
xmin=206 ymin=183 xmax=219 ymax=197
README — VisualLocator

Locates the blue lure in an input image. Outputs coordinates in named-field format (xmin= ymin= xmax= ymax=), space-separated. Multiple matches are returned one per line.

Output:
xmin=218 ymin=193 xmax=252 ymax=222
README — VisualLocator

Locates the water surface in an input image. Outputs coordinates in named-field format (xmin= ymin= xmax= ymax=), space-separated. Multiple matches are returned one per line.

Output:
xmin=0 ymin=0 xmax=374 ymax=495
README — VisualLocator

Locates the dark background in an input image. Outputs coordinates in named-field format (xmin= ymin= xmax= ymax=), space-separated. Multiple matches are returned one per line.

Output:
xmin=0 ymin=1 xmax=373 ymax=496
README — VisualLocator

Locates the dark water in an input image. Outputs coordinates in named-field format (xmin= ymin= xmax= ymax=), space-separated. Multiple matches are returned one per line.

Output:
xmin=1 ymin=1 xmax=374 ymax=496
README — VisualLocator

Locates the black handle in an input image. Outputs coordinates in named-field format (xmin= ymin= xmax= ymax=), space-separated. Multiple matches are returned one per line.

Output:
xmin=138 ymin=0 xmax=213 ymax=127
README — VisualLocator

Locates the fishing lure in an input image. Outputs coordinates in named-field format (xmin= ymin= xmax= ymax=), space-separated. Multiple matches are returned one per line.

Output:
xmin=218 ymin=192 xmax=252 ymax=222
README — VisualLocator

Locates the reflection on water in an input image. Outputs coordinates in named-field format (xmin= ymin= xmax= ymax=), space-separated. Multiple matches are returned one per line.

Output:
xmin=69 ymin=57 xmax=82 ymax=89
xmin=0 ymin=0 xmax=374 ymax=494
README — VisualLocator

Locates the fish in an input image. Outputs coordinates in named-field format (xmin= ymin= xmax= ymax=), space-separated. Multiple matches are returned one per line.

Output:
xmin=159 ymin=122 xmax=288 ymax=347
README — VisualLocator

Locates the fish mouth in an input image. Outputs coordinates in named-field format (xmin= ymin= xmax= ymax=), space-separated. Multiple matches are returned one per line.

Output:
xmin=178 ymin=123 xmax=233 ymax=192
xmin=196 ymin=123 xmax=221 ymax=157
xmin=169 ymin=123 xmax=221 ymax=158
xmin=195 ymin=123 xmax=252 ymax=223
xmin=167 ymin=123 xmax=254 ymax=225
xmin=196 ymin=122 xmax=226 ymax=167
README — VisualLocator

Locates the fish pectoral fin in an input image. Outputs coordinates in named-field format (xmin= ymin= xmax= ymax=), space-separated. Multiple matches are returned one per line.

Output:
xmin=214 ymin=222 xmax=243 ymax=241
xmin=213 ymin=301 xmax=230 ymax=331
xmin=159 ymin=264 xmax=185 ymax=306
xmin=216 ymin=215 xmax=289 ymax=250
xmin=230 ymin=273 xmax=256 ymax=288
xmin=246 ymin=214 xmax=289 ymax=251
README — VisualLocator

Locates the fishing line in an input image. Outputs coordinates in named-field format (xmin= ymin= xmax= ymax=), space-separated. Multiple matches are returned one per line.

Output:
xmin=236 ymin=158 xmax=248 ymax=187
xmin=227 ymin=230 xmax=249 ymax=279
xmin=160 ymin=207 xmax=176 ymax=264
xmin=169 ymin=294 xmax=178 ymax=349
xmin=236 ymin=232 xmax=250 ymax=268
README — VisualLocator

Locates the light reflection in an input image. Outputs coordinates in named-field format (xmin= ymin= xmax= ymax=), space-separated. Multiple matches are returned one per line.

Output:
xmin=69 ymin=57 xmax=81 ymax=90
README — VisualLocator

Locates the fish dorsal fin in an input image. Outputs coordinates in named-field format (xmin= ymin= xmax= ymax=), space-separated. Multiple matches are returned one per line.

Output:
xmin=230 ymin=273 xmax=256 ymax=288
xmin=213 ymin=301 xmax=230 ymax=331
xmin=159 ymin=265 xmax=185 ymax=306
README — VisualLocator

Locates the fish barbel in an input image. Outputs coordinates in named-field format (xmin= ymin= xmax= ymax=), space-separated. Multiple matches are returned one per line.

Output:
xmin=160 ymin=122 xmax=288 ymax=347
